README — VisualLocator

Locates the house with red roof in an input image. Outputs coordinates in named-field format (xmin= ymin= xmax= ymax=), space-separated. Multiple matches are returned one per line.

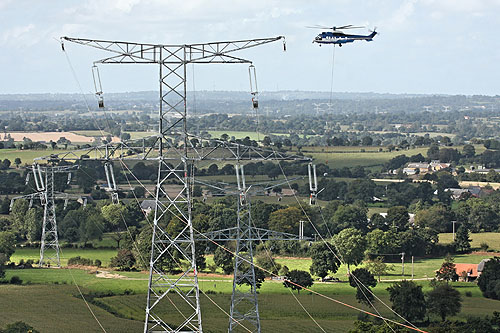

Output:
xmin=454 ymin=263 xmax=479 ymax=282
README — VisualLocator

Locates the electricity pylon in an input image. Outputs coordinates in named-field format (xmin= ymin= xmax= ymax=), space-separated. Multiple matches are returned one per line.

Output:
xmin=199 ymin=165 xmax=311 ymax=333
xmin=56 ymin=35 xmax=309 ymax=333
xmin=11 ymin=164 xmax=78 ymax=267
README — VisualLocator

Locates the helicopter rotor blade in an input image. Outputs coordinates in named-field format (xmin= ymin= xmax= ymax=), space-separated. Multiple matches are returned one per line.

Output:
xmin=305 ymin=25 xmax=331 ymax=29
xmin=340 ymin=25 xmax=365 ymax=30
xmin=306 ymin=24 xmax=366 ymax=30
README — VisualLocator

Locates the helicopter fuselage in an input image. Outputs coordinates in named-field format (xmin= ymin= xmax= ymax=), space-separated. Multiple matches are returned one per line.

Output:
xmin=313 ymin=31 xmax=377 ymax=46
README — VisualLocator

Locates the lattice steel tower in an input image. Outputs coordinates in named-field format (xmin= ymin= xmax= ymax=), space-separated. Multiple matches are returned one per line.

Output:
xmin=11 ymin=164 xmax=77 ymax=267
xmin=59 ymin=35 xmax=289 ymax=333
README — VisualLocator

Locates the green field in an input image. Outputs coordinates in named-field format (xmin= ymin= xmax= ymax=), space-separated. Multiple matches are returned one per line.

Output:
xmin=1 ymin=264 xmax=499 ymax=332
xmin=124 ymin=131 xmax=156 ymax=140
xmin=207 ymin=130 xmax=267 ymax=141
xmin=439 ymin=232 xmax=500 ymax=252
xmin=305 ymin=147 xmax=429 ymax=168
xmin=0 ymin=284 xmax=143 ymax=332
xmin=2 ymin=250 xmax=500 ymax=332
xmin=11 ymin=247 xmax=117 ymax=266
xmin=0 ymin=149 xmax=77 ymax=165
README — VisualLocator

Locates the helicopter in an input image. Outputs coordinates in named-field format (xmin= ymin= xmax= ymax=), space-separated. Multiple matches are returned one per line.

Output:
xmin=308 ymin=25 xmax=377 ymax=46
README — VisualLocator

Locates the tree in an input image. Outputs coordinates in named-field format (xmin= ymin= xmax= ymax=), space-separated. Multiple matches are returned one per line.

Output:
xmin=331 ymin=205 xmax=368 ymax=234
xmin=439 ymin=148 xmax=460 ymax=163
xmin=385 ymin=154 xmax=410 ymax=171
xmin=255 ymin=252 xmax=281 ymax=276
xmin=0 ymin=231 xmax=15 ymax=279
xmin=283 ymin=269 xmax=313 ymax=294
xmin=101 ymin=204 xmax=127 ymax=247
xmin=369 ymin=213 xmax=387 ymax=231
xmin=361 ymin=136 xmax=373 ymax=146
xmin=365 ymin=229 xmax=399 ymax=258
xmin=79 ymin=211 xmax=103 ymax=246
xmin=386 ymin=206 xmax=409 ymax=232
xmin=25 ymin=207 xmax=42 ymax=243
xmin=132 ymin=186 xmax=145 ymax=198
xmin=414 ymin=204 xmax=452 ymax=233
xmin=462 ymin=144 xmax=476 ymax=158
xmin=436 ymin=255 xmax=459 ymax=281
xmin=0 ymin=231 xmax=16 ymax=258
xmin=453 ymin=225 xmax=471 ymax=253
xmin=132 ymin=225 xmax=153 ymax=269
xmin=262 ymin=136 xmax=271 ymax=146
xmin=10 ymin=199 xmax=29 ymax=239
xmin=332 ymin=228 xmax=366 ymax=273
xmin=214 ymin=246 xmax=234 ymax=275
xmin=427 ymin=144 xmax=440 ymax=160
xmin=365 ymin=257 xmax=394 ymax=282
xmin=268 ymin=206 xmax=302 ymax=234
xmin=467 ymin=199 xmax=499 ymax=232
xmin=309 ymin=242 xmax=341 ymax=280
xmin=192 ymin=185 xmax=202 ymax=197
xmin=345 ymin=179 xmax=376 ymax=203
xmin=387 ymin=280 xmax=426 ymax=322
xmin=110 ymin=249 xmax=136 ymax=270
xmin=1 ymin=159 xmax=11 ymax=169
xmin=427 ymin=283 xmax=462 ymax=321
xmin=349 ymin=268 xmax=377 ymax=307
xmin=477 ymin=257 xmax=500 ymax=300
xmin=238 ymin=261 xmax=266 ymax=289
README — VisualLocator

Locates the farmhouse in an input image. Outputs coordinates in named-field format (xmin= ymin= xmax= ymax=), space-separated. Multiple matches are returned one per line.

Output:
xmin=402 ymin=161 xmax=451 ymax=175
xmin=454 ymin=263 xmax=479 ymax=282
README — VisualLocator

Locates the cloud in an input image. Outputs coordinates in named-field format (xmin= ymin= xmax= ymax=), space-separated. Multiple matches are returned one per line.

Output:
xmin=421 ymin=0 xmax=500 ymax=16
xmin=386 ymin=0 xmax=418 ymax=28
xmin=0 ymin=0 xmax=12 ymax=10
xmin=1 ymin=24 xmax=36 ymax=46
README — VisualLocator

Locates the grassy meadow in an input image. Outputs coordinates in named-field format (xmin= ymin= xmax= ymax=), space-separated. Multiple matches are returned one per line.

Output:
xmin=439 ymin=232 xmax=500 ymax=252
xmin=0 ymin=149 xmax=76 ymax=165
xmin=3 ymin=238 xmax=500 ymax=333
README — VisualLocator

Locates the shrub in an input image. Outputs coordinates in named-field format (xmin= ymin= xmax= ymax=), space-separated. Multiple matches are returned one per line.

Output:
xmin=110 ymin=249 xmax=136 ymax=271
xmin=67 ymin=256 xmax=93 ymax=266
xmin=9 ymin=276 xmax=22 ymax=285
xmin=2 ymin=321 xmax=39 ymax=333
xmin=479 ymin=242 xmax=489 ymax=251
xmin=123 ymin=289 xmax=134 ymax=295
xmin=94 ymin=259 xmax=102 ymax=267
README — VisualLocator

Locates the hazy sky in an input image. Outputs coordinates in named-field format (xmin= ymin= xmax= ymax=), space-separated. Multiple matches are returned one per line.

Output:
xmin=1 ymin=0 xmax=500 ymax=95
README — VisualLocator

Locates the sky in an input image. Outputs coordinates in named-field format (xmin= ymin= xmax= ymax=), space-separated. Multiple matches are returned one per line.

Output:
xmin=1 ymin=0 xmax=500 ymax=95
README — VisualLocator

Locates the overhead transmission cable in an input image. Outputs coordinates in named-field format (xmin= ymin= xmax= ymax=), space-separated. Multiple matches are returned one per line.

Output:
xmin=79 ymin=161 xmax=254 ymax=332
xmin=274 ymin=157 xmax=422 ymax=332
xmin=116 ymin=153 xmax=428 ymax=333
xmin=115 ymin=141 xmax=426 ymax=332
xmin=60 ymin=43 xmax=107 ymax=140
xmin=59 ymin=37 xmax=423 ymax=332
xmin=59 ymin=38 xmax=252 ymax=332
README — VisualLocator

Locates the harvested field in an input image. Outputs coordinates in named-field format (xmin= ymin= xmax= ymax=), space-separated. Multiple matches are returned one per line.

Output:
xmin=5 ymin=131 xmax=119 ymax=143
